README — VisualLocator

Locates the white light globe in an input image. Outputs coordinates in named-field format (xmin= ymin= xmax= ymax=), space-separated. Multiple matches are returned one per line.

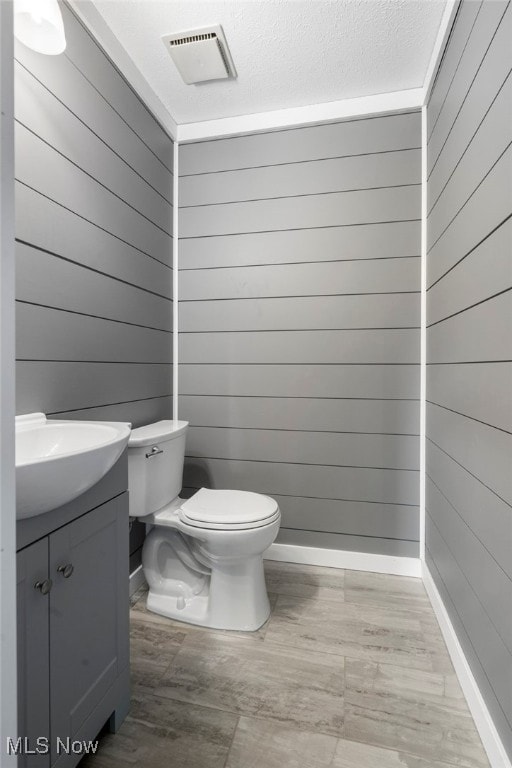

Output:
xmin=14 ymin=0 xmax=66 ymax=55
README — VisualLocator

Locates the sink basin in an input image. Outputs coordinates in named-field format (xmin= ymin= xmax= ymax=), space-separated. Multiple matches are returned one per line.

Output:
xmin=16 ymin=413 xmax=131 ymax=519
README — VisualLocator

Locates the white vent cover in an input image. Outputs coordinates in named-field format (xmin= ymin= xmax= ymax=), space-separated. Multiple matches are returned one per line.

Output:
xmin=162 ymin=25 xmax=236 ymax=85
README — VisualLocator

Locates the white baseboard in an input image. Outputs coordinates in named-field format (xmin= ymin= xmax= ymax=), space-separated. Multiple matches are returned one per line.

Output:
xmin=265 ymin=543 xmax=421 ymax=577
xmin=129 ymin=564 xmax=147 ymax=597
xmin=422 ymin=562 xmax=511 ymax=768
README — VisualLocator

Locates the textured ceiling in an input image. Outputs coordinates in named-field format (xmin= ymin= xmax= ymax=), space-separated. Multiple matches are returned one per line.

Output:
xmin=88 ymin=0 xmax=446 ymax=124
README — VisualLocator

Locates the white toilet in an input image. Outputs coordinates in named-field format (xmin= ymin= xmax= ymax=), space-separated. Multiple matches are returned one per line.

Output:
xmin=128 ymin=420 xmax=280 ymax=631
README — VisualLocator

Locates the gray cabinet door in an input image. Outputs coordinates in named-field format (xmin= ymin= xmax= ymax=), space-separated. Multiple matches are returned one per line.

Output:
xmin=17 ymin=538 xmax=50 ymax=768
xmin=48 ymin=494 xmax=129 ymax=765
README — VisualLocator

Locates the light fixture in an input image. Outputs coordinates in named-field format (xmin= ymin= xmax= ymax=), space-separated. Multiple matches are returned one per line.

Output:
xmin=14 ymin=0 xmax=66 ymax=55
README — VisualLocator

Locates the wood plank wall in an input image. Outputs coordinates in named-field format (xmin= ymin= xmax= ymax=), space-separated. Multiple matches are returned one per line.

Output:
xmin=14 ymin=2 xmax=174 ymax=569
xmin=179 ymin=111 xmax=422 ymax=557
xmin=425 ymin=0 xmax=512 ymax=757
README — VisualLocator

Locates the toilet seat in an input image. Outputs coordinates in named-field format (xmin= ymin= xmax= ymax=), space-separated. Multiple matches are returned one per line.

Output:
xmin=179 ymin=488 xmax=279 ymax=531
xmin=179 ymin=509 xmax=281 ymax=531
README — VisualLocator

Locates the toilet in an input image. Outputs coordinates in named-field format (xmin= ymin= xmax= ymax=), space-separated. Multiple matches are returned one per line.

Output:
xmin=128 ymin=420 xmax=280 ymax=631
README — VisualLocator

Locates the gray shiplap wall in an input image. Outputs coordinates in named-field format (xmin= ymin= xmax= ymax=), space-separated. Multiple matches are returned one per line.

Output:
xmin=179 ymin=112 xmax=421 ymax=557
xmin=14 ymin=3 xmax=174 ymax=568
xmin=425 ymin=0 xmax=512 ymax=758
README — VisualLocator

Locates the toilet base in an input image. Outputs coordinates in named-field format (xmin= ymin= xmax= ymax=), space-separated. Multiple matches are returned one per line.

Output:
xmin=147 ymin=590 xmax=210 ymax=627
xmin=145 ymin=553 xmax=272 ymax=632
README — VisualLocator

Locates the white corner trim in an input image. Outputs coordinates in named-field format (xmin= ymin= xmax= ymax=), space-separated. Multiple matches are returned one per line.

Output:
xmin=172 ymin=141 xmax=179 ymax=420
xmin=422 ymin=0 xmax=460 ymax=104
xmin=422 ymin=562 xmax=511 ymax=768
xmin=129 ymin=564 xmax=147 ymax=597
xmin=265 ymin=543 xmax=421 ymax=577
xmin=0 ymin=0 xmax=17 ymax=760
xmin=67 ymin=0 xmax=178 ymax=141
xmin=177 ymin=88 xmax=424 ymax=143
xmin=419 ymin=104 xmax=427 ymax=562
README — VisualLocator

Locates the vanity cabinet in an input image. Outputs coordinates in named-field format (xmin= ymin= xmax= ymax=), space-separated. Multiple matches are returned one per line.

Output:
xmin=17 ymin=458 xmax=130 ymax=768
xmin=17 ymin=539 xmax=50 ymax=767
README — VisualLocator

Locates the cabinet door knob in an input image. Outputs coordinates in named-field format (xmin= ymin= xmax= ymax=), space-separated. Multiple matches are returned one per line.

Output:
xmin=57 ymin=563 xmax=74 ymax=579
xmin=34 ymin=579 xmax=52 ymax=595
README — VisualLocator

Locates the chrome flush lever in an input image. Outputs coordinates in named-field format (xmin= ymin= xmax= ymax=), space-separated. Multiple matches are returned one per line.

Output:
xmin=145 ymin=445 xmax=163 ymax=459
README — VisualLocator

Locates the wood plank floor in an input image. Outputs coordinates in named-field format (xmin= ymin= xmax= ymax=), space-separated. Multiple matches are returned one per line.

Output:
xmin=81 ymin=563 xmax=489 ymax=768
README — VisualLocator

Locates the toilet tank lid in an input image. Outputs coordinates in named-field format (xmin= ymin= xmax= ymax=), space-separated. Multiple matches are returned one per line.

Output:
xmin=129 ymin=420 xmax=188 ymax=447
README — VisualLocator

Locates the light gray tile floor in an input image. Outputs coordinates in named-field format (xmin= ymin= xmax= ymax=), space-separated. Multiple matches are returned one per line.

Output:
xmin=82 ymin=562 xmax=490 ymax=768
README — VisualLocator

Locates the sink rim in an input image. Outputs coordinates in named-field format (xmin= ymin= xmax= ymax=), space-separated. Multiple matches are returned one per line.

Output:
xmin=15 ymin=413 xmax=131 ymax=469
xmin=16 ymin=420 xmax=130 ymax=468
xmin=15 ymin=413 xmax=132 ymax=520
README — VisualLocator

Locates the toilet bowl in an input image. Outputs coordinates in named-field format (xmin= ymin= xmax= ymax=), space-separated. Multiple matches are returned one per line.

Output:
xmin=128 ymin=421 xmax=280 ymax=631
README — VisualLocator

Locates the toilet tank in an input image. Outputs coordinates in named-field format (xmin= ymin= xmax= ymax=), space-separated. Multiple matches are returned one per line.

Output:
xmin=127 ymin=420 xmax=188 ymax=517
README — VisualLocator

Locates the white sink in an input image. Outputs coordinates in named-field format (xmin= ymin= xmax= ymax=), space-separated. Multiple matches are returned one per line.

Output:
xmin=16 ymin=413 xmax=131 ymax=519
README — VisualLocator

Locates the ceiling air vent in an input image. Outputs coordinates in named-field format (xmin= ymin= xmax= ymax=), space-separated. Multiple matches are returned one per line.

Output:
xmin=162 ymin=25 xmax=237 ymax=85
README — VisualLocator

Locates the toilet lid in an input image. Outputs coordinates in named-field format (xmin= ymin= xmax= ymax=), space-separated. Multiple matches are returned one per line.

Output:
xmin=179 ymin=488 xmax=278 ymax=527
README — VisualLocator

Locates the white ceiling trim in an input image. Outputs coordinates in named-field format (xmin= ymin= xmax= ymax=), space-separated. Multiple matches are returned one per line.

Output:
xmin=69 ymin=0 xmax=178 ymax=140
xmin=422 ymin=0 xmax=460 ymax=104
xmin=69 ymin=0 xmax=458 ymax=144
xmin=177 ymin=88 xmax=424 ymax=143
